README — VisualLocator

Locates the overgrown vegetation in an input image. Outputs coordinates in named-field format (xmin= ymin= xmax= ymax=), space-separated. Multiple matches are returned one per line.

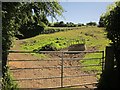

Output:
xmin=15 ymin=22 xmax=44 ymax=39
xmin=97 ymin=1 xmax=120 ymax=89
xmin=102 ymin=1 xmax=120 ymax=69
xmin=2 ymin=66 xmax=19 ymax=90
xmin=2 ymin=2 xmax=64 ymax=89
xmin=20 ymin=27 xmax=108 ymax=51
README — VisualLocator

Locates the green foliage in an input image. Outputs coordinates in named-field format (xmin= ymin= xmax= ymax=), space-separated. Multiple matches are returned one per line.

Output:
xmin=2 ymin=2 xmax=64 ymax=75
xmin=66 ymin=22 xmax=78 ymax=27
xmin=54 ymin=21 xmax=66 ymax=27
xmin=43 ymin=27 xmax=63 ymax=34
xmin=86 ymin=22 xmax=97 ymax=26
xmin=98 ymin=2 xmax=120 ymax=88
xmin=35 ymin=43 xmax=57 ymax=51
xmin=20 ymin=27 xmax=109 ymax=53
xmin=52 ymin=21 xmax=79 ymax=27
xmin=16 ymin=22 xmax=44 ymax=39
xmin=100 ymin=1 xmax=120 ymax=70
xmin=98 ymin=15 xmax=105 ymax=27
xmin=2 ymin=66 xmax=19 ymax=90
xmin=99 ymin=2 xmax=117 ymax=27
xmin=2 ymin=2 xmax=22 ymax=77
xmin=99 ymin=1 xmax=120 ymax=47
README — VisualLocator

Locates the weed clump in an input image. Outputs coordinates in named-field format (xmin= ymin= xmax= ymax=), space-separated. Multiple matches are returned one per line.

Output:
xmin=2 ymin=66 xmax=19 ymax=90
xmin=34 ymin=43 xmax=57 ymax=51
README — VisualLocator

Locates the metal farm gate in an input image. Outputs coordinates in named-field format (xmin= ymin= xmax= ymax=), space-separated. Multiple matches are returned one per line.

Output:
xmin=8 ymin=50 xmax=104 ymax=89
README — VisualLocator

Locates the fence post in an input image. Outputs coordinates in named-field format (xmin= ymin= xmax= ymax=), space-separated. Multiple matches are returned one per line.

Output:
xmin=104 ymin=46 xmax=114 ymax=71
xmin=61 ymin=52 xmax=64 ymax=88
xmin=101 ymin=51 xmax=104 ymax=72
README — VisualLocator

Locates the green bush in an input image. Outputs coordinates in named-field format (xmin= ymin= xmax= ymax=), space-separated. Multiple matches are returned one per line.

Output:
xmin=16 ymin=22 xmax=44 ymax=39
xmin=2 ymin=66 xmax=19 ymax=90
xmin=34 ymin=43 xmax=57 ymax=51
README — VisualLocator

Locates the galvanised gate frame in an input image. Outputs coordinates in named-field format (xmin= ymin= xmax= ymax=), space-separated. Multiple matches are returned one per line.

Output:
xmin=8 ymin=50 xmax=104 ymax=89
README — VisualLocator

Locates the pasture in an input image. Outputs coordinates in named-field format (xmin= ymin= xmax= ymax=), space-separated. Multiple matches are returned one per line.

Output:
xmin=20 ymin=26 xmax=110 ymax=71
xmin=8 ymin=26 xmax=110 ymax=88
xmin=20 ymin=26 xmax=109 ymax=51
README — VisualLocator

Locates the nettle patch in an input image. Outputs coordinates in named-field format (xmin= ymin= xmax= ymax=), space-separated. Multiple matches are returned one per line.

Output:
xmin=33 ymin=37 xmax=67 ymax=51
xmin=34 ymin=43 xmax=57 ymax=51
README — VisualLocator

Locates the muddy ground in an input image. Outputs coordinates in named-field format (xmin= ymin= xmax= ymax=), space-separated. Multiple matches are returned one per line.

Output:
xmin=8 ymin=40 xmax=99 ymax=89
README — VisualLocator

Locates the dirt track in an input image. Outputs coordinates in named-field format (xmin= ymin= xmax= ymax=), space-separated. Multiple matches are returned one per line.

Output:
xmin=8 ymin=40 xmax=98 ymax=89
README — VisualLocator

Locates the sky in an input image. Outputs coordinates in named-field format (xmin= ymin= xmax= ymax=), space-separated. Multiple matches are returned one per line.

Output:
xmin=48 ymin=2 xmax=114 ymax=24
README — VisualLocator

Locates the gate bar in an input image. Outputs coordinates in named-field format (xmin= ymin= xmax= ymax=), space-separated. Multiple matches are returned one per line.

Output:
xmin=61 ymin=52 xmax=64 ymax=88
xmin=9 ymin=64 xmax=102 ymax=70
xmin=8 ymin=58 xmax=103 ymax=61
xmin=13 ymin=74 xmax=98 ymax=81
xmin=8 ymin=50 xmax=104 ymax=53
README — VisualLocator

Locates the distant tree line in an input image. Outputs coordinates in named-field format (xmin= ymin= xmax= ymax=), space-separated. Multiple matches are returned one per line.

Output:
xmin=86 ymin=22 xmax=97 ymax=26
xmin=49 ymin=21 xmax=80 ymax=27
xmin=16 ymin=20 xmax=98 ymax=39
xmin=48 ymin=21 xmax=97 ymax=27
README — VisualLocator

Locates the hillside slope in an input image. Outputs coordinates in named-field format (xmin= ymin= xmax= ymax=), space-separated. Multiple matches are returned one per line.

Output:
xmin=8 ymin=26 xmax=110 ymax=88
xmin=20 ymin=26 xmax=109 ymax=51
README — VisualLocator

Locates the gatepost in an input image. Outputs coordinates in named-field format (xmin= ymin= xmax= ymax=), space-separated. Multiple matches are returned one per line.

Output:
xmin=104 ymin=46 xmax=114 ymax=71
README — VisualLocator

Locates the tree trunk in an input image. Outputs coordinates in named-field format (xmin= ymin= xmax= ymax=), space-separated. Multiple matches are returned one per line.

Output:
xmin=2 ymin=51 xmax=8 ymax=77
xmin=114 ymin=48 xmax=120 ymax=71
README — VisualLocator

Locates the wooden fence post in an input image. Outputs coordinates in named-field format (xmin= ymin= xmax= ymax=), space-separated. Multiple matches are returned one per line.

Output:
xmin=105 ymin=46 xmax=114 ymax=71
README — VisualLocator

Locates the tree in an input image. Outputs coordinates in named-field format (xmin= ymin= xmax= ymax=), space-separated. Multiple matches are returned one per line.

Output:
xmin=59 ymin=21 xmax=65 ymax=26
xmin=53 ymin=21 xmax=67 ymax=27
xmin=102 ymin=1 xmax=120 ymax=70
xmin=97 ymin=1 xmax=120 ymax=88
xmin=86 ymin=22 xmax=97 ymax=26
xmin=98 ymin=15 xmax=105 ymax=27
xmin=66 ymin=22 xmax=76 ymax=27
xmin=54 ymin=22 xmax=60 ymax=27
xmin=2 ymin=2 xmax=64 ymax=77
xmin=16 ymin=21 xmax=45 ymax=39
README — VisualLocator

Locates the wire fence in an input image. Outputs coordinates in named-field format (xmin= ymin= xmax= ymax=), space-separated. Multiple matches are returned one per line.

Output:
xmin=8 ymin=50 xmax=104 ymax=89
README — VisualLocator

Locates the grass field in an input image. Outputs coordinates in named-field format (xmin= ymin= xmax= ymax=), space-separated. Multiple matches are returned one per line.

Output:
xmin=20 ymin=26 xmax=109 ymax=50
xmin=19 ymin=26 xmax=110 ymax=73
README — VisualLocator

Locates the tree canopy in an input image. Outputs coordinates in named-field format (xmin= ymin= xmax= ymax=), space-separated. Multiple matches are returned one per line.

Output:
xmin=100 ymin=1 xmax=120 ymax=48
xmin=86 ymin=22 xmax=97 ymax=26
xmin=98 ymin=1 xmax=120 ymax=88
xmin=2 ymin=2 xmax=64 ymax=75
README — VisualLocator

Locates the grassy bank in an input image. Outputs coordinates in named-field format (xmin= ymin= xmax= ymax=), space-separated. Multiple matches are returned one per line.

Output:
xmin=20 ymin=26 xmax=109 ymax=51
xmin=19 ymin=26 xmax=110 ymax=73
